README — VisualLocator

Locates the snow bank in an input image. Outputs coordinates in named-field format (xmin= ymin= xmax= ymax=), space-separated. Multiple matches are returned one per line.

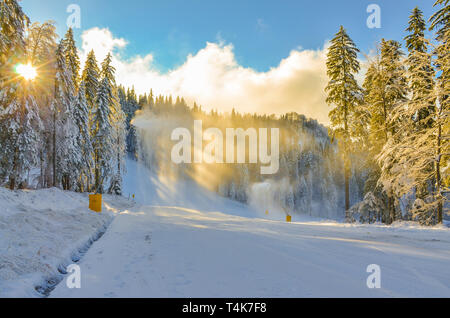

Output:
xmin=0 ymin=187 xmax=130 ymax=297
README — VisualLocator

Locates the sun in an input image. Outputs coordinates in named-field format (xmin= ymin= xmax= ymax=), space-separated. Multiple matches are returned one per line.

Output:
xmin=15 ymin=63 xmax=37 ymax=80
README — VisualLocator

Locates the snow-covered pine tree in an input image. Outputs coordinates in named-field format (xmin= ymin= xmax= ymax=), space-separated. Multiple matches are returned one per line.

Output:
xmin=361 ymin=63 xmax=382 ymax=194
xmin=0 ymin=0 xmax=41 ymax=189
xmin=92 ymin=53 xmax=116 ymax=194
xmin=93 ymin=77 xmax=113 ymax=194
xmin=377 ymin=21 xmax=448 ymax=224
xmin=362 ymin=39 xmax=409 ymax=223
xmin=377 ymin=68 xmax=447 ymax=225
xmin=0 ymin=83 xmax=42 ymax=189
xmin=429 ymin=0 xmax=450 ymax=222
xmin=406 ymin=7 xmax=436 ymax=129
xmin=108 ymin=96 xmax=126 ymax=195
xmin=325 ymin=25 xmax=363 ymax=219
xmin=101 ymin=54 xmax=127 ymax=195
xmin=52 ymin=41 xmax=79 ymax=190
xmin=73 ymin=81 xmax=94 ymax=192
xmin=405 ymin=7 xmax=437 ymax=204
xmin=63 ymin=28 xmax=80 ymax=92
xmin=82 ymin=50 xmax=100 ymax=130
xmin=124 ymin=86 xmax=139 ymax=157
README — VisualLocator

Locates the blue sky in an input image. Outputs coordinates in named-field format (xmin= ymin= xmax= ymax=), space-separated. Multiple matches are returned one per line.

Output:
xmin=22 ymin=0 xmax=436 ymax=72
xmin=19 ymin=0 xmax=440 ymax=123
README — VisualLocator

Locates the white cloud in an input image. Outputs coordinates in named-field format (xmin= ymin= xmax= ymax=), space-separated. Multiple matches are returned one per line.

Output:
xmin=79 ymin=27 xmax=331 ymax=125
xmin=80 ymin=27 xmax=127 ymax=62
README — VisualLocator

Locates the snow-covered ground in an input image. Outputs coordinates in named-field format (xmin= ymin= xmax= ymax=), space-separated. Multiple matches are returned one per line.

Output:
xmin=0 ymin=187 xmax=131 ymax=297
xmin=47 ymin=159 xmax=450 ymax=298
xmin=1 ymin=159 xmax=449 ymax=297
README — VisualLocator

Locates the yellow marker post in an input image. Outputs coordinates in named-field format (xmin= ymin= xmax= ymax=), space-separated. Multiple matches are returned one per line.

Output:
xmin=89 ymin=194 xmax=102 ymax=213
xmin=265 ymin=210 xmax=269 ymax=215
xmin=286 ymin=215 xmax=292 ymax=223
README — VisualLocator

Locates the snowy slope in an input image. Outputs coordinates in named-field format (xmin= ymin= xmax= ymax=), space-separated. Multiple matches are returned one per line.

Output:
xmin=50 ymin=159 xmax=450 ymax=298
xmin=0 ymin=187 xmax=131 ymax=297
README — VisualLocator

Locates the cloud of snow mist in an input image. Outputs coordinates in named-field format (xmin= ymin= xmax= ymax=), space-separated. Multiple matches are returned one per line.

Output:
xmin=132 ymin=110 xmax=249 ymax=194
xmin=132 ymin=110 xmax=344 ymax=220
xmin=131 ymin=111 xmax=188 ymax=183
xmin=248 ymin=178 xmax=293 ymax=217
xmin=79 ymin=27 xmax=331 ymax=125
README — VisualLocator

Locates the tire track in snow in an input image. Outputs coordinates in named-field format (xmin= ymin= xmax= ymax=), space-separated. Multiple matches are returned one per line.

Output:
xmin=34 ymin=217 xmax=114 ymax=297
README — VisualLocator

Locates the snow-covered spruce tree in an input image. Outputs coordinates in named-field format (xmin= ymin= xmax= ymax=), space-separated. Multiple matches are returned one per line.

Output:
xmin=63 ymin=28 xmax=80 ymax=92
xmin=0 ymin=82 xmax=42 ymax=189
xmin=406 ymin=7 xmax=436 ymax=129
xmin=377 ymin=32 xmax=448 ymax=225
xmin=82 ymin=50 xmax=100 ymax=130
xmin=92 ymin=54 xmax=116 ymax=194
xmin=52 ymin=41 xmax=80 ymax=190
xmin=405 ymin=7 xmax=437 ymax=203
xmin=123 ymin=86 xmax=139 ymax=157
xmin=93 ymin=78 xmax=113 ymax=193
xmin=102 ymin=54 xmax=127 ymax=195
xmin=0 ymin=0 xmax=38 ymax=189
xmin=108 ymin=96 xmax=126 ymax=195
xmin=362 ymin=40 xmax=409 ymax=224
xmin=377 ymin=76 xmax=447 ymax=225
xmin=361 ymin=63 xmax=381 ymax=189
xmin=429 ymin=0 xmax=450 ymax=222
xmin=73 ymin=81 xmax=94 ymax=192
xmin=357 ymin=62 xmax=390 ymax=223
xmin=325 ymin=25 xmax=363 ymax=219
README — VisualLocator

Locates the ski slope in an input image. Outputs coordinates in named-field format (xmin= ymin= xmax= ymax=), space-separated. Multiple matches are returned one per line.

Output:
xmin=49 ymin=159 xmax=450 ymax=297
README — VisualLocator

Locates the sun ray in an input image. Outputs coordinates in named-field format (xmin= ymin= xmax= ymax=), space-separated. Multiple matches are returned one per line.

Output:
xmin=15 ymin=63 xmax=37 ymax=80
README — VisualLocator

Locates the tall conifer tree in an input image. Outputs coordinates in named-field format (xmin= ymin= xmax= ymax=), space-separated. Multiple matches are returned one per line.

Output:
xmin=82 ymin=50 xmax=100 ymax=131
xmin=63 ymin=28 xmax=80 ymax=92
xmin=325 ymin=26 xmax=363 ymax=218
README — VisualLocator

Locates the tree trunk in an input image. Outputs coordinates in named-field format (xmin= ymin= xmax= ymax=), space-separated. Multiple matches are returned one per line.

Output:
xmin=436 ymin=122 xmax=443 ymax=224
xmin=344 ymin=103 xmax=350 ymax=220
xmin=387 ymin=193 xmax=394 ymax=224
xmin=9 ymin=176 xmax=15 ymax=191
xmin=52 ymin=110 xmax=56 ymax=187
xmin=9 ymin=148 xmax=19 ymax=190
xmin=345 ymin=157 xmax=350 ymax=215
xmin=95 ymin=149 xmax=101 ymax=194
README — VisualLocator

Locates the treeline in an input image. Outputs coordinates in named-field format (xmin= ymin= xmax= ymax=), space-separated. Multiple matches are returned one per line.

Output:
xmin=325 ymin=2 xmax=449 ymax=225
xmin=0 ymin=1 xmax=126 ymax=194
